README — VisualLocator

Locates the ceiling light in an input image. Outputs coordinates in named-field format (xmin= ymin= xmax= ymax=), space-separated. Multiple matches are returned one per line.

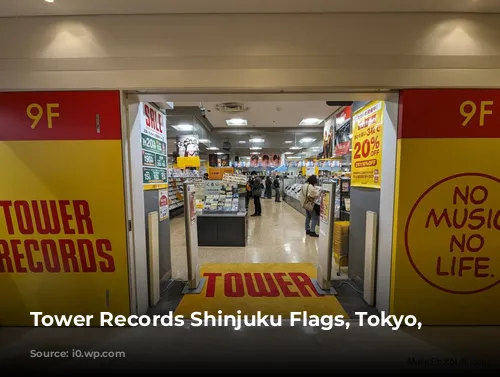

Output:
xmin=215 ymin=152 xmax=224 ymax=155
xmin=207 ymin=147 xmax=219 ymax=150
xmin=45 ymin=0 xmax=54 ymax=3
xmin=238 ymin=141 xmax=247 ymax=143
xmin=284 ymin=141 xmax=293 ymax=144
xmin=250 ymin=147 xmax=262 ymax=150
xmin=299 ymin=138 xmax=316 ymax=143
xmin=172 ymin=124 xmax=194 ymax=131
xmin=198 ymin=139 xmax=211 ymax=144
xmin=287 ymin=156 xmax=300 ymax=159
xmin=284 ymin=152 xmax=294 ymax=155
xmin=250 ymin=152 xmax=260 ymax=155
xmin=249 ymin=138 xmax=265 ymax=143
xmin=299 ymin=118 xmax=322 ymax=126
xmin=226 ymin=118 xmax=248 ymax=126
xmin=290 ymin=146 xmax=302 ymax=150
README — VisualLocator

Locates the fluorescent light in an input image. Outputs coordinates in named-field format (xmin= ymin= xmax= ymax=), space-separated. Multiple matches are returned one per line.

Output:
xmin=215 ymin=152 xmax=224 ymax=155
xmin=284 ymin=141 xmax=293 ymax=144
xmin=226 ymin=118 xmax=247 ymax=126
xmin=238 ymin=141 xmax=247 ymax=143
xmin=45 ymin=0 xmax=54 ymax=3
xmin=249 ymin=138 xmax=264 ymax=143
xmin=287 ymin=156 xmax=300 ymax=159
xmin=290 ymin=146 xmax=302 ymax=150
xmin=198 ymin=139 xmax=211 ymax=144
xmin=172 ymin=124 xmax=194 ymax=131
xmin=250 ymin=147 xmax=262 ymax=150
xmin=284 ymin=152 xmax=294 ymax=155
xmin=250 ymin=152 xmax=260 ymax=155
xmin=207 ymin=147 xmax=219 ymax=150
xmin=240 ymin=156 xmax=250 ymax=159
xmin=299 ymin=138 xmax=316 ymax=143
xmin=299 ymin=118 xmax=322 ymax=126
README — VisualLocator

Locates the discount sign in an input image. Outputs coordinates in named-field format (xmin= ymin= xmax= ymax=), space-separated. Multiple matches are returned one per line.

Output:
xmin=351 ymin=101 xmax=384 ymax=188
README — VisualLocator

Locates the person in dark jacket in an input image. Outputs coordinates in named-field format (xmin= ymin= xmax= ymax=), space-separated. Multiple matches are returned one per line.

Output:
xmin=265 ymin=176 xmax=273 ymax=199
xmin=250 ymin=171 xmax=262 ymax=216
xmin=273 ymin=175 xmax=281 ymax=202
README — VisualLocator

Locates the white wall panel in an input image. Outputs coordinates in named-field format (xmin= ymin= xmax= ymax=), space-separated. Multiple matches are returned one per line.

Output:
xmin=0 ymin=13 xmax=500 ymax=90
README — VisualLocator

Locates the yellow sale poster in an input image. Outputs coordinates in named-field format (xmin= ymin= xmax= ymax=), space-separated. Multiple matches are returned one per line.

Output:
xmin=351 ymin=101 xmax=384 ymax=188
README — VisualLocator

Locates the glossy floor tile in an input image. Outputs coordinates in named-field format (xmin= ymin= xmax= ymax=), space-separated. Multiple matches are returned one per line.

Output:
xmin=170 ymin=199 xmax=347 ymax=280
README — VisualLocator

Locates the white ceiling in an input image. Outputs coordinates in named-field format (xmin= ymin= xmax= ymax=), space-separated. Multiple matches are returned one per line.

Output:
xmin=180 ymin=101 xmax=337 ymax=129
xmin=1 ymin=0 xmax=500 ymax=17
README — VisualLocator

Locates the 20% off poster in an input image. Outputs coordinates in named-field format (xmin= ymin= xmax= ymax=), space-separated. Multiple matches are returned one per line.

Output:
xmin=351 ymin=101 xmax=384 ymax=188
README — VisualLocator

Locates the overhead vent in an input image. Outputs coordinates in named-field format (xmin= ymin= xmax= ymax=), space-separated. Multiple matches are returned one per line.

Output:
xmin=215 ymin=102 xmax=249 ymax=113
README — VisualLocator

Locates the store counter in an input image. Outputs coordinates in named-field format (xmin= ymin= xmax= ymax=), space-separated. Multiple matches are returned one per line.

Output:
xmin=197 ymin=212 xmax=247 ymax=247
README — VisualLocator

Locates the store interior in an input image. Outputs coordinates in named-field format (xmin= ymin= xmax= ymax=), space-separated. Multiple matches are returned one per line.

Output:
xmin=127 ymin=96 xmax=397 ymax=318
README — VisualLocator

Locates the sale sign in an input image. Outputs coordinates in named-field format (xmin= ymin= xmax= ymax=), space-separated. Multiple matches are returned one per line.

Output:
xmin=0 ymin=91 xmax=130 ymax=326
xmin=391 ymin=89 xmax=500 ymax=325
xmin=351 ymin=101 xmax=384 ymax=188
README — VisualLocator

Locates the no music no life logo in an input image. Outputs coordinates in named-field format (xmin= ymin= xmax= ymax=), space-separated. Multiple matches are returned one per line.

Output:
xmin=405 ymin=173 xmax=499 ymax=294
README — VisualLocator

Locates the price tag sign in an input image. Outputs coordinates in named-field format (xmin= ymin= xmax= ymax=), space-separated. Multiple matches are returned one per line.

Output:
xmin=351 ymin=101 xmax=384 ymax=188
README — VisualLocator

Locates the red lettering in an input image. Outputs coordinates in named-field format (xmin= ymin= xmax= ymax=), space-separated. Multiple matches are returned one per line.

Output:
xmin=475 ymin=257 xmax=491 ymax=278
xmin=40 ymin=240 xmax=61 ymax=272
xmin=0 ymin=239 xmax=13 ymax=272
xmin=95 ymin=239 xmax=115 ymax=272
xmin=59 ymin=200 xmax=75 ymax=235
xmin=273 ymin=272 xmax=299 ymax=297
xmin=0 ymin=201 xmax=15 ymax=234
xmin=14 ymin=201 xmax=34 ymax=234
xmin=31 ymin=200 xmax=61 ymax=235
xmin=458 ymin=257 xmax=474 ymax=277
xmin=77 ymin=239 xmax=97 ymax=272
xmin=289 ymin=272 xmax=319 ymax=297
xmin=204 ymin=272 xmax=222 ymax=297
xmin=144 ymin=104 xmax=150 ymax=127
xmin=224 ymin=273 xmax=245 ymax=297
xmin=436 ymin=256 xmax=451 ymax=276
xmin=25 ymin=239 xmax=43 ymax=273
xmin=59 ymin=239 xmax=79 ymax=272
xmin=10 ymin=239 xmax=26 ymax=273
xmin=73 ymin=200 xmax=94 ymax=234
xmin=244 ymin=273 xmax=279 ymax=297
xmin=426 ymin=209 xmax=451 ymax=228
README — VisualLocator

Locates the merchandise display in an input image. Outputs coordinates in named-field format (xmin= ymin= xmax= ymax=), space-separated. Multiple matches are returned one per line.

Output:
xmin=167 ymin=170 xmax=203 ymax=216
xmin=199 ymin=180 xmax=241 ymax=213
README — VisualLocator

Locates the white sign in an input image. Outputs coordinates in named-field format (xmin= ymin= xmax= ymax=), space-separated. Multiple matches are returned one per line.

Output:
xmin=159 ymin=189 xmax=169 ymax=221
xmin=223 ymin=173 xmax=247 ymax=185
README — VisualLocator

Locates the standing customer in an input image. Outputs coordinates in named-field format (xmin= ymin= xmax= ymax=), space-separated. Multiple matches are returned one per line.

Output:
xmin=300 ymin=175 xmax=320 ymax=237
xmin=265 ymin=176 xmax=273 ymax=199
xmin=273 ymin=175 xmax=281 ymax=202
xmin=250 ymin=171 xmax=262 ymax=216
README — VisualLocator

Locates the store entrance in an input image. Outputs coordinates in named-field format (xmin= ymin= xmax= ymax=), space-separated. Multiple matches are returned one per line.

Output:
xmin=126 ymin=93 xmax=398 ymax=319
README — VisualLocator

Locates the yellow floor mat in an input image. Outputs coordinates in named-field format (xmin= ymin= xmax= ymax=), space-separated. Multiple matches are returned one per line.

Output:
xmin=175 ymin=263 xmax=348 ymax=318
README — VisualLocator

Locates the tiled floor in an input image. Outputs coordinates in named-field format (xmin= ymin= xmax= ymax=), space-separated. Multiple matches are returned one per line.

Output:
xmin=170 ymin=198 xmax=347 ymax=280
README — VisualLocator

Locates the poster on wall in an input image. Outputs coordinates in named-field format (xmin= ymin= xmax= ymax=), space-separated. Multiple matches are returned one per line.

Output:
xmin=159 ymin=189 xmax=169 ymax=221
xmin=141 ymin=103 xmax=168 ymax=190
xmin=0 ymin=90 xmax=130 ymax=325
xmin=220 ymin=154 xmax=230 ymax=167
xmin=334 ymin=107 xmax=352 ymax=156
xmin=322 ymin=117 xmax=334 ymax=158
xmin=176 ymin=135 xmax=199 ymax=157
xmin=351 ymin=101 xmax=384 ymax=188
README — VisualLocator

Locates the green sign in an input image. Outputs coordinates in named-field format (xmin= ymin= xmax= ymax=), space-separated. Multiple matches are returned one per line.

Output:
xmin=142 ymin=133 xmax=166 ymax=154
xmin=156 ymin=154 xmax=167 ymax=168
xmin=143 ymin=167 xmax=167 ymax=184
xmin=142 ymin=150 xmax=156 ymax=167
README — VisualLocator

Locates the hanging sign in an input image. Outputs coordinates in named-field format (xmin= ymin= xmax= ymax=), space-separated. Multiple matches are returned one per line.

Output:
xmin=351 ymin=101 xmax=384 ymax=188
xmin=391 ymin=89 xmax=500 ymax=325
xmin=141 ymin=103 xmax=168 ymax=190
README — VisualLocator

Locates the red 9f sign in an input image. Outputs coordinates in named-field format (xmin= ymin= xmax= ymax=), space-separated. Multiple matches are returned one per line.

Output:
xmin=399 ymin=90 xmax=500 ymax=139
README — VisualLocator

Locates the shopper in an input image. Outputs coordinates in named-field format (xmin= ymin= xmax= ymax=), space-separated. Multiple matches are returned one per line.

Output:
xmin=245 ymin=175 xmax=253 ymax=213
xmin=265 ymin=176 xmax=273 ymax=199
xmin=250 ymin=171 xmax=262 ymax=216
xmin=273 ymin=175 xmax=281 ymax=202
xmin=300 ymin=175 xmax=320 ymax=237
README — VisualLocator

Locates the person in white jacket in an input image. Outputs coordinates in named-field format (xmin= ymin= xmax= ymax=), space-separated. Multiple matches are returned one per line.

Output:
xmin=299 ymin=175 xmax=320 ymax=237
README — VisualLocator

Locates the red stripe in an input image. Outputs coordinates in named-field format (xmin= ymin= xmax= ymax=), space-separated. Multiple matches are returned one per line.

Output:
xmin=0 ymin=91 xmax=122 ymax=141
xmin=399 ymin=89 xmax=500 ymax=139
